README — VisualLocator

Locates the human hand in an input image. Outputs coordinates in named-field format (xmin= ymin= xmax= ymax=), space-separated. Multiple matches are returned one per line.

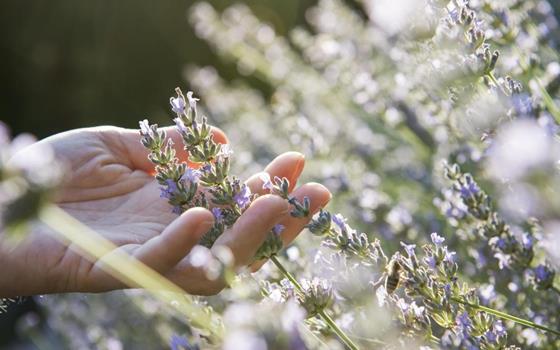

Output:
xmin=0 ymin=126 xmax=330 ymax=296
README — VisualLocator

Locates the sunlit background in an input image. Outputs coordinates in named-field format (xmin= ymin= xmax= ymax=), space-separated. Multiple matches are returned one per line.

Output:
xmin=3 ymin=0 xmax=560 ymax=349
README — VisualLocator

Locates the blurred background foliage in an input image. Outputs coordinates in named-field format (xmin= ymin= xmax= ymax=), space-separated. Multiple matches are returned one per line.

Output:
xmin=0 ymin=0 xmax=315 ymax=138
xmin=1 ymin=0 xmax=559 ymax=137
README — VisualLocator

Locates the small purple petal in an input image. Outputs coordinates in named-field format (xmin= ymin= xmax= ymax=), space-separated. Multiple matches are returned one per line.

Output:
xmin=400 ymin=242 xmax=416 ymax=258
xmin=170 ymin=96 xmax=187 ymax=115
xmin=212 ymin=207 xmax=223 ymax=222
xmin=431 ymin=232 xmax=445 ymax=245
xmin=259 ymin=173 xmax=274 ymax=191
xmin=233 ymin=184 xmax=252 ymax=209
xmin=272 ymin=224 xmax=285 ymax=235
xmin=332 ymin=214 xmax=347 ymax=231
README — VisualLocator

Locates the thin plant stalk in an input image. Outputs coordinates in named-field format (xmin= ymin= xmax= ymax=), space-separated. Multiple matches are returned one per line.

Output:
xmin=451 ymin=297 xmax=560 ymax=337
xmin=39 ymin=204 xmax=224 ymax=341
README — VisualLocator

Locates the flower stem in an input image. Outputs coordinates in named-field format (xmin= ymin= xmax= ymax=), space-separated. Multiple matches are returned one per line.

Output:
xmin=535 ymin=78 xmax=560 ymax=124
xmin=451 ymin=297 xmax=560 ymax=337
xmin=270 ymin=255 xmax=360 ymax=350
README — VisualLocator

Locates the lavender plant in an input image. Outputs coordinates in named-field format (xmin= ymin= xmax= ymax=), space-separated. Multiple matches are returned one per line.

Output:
xmin=140 ymin=87 xmax=560 ymax=349
xmin=25 ymin=0 xmax=560 ymax=349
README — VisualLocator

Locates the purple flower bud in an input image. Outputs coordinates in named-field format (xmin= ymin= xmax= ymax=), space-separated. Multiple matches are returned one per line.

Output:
xmin=181 ymin=168 xmax=201 ymax=184
xmin=212 ymin=207 xmax=223 ymax=222
xmin=332 ymin=213 xmax=347 ymax=232
xmin=534 ymin=264 xmax=554 ymax=283
xmin=169 ymin=334 xmax=195 ymax=350
xmin=459 ymin=181 xmax=479 ymax=199
xmin=234 ymin=184 xmax=252 ymax=209
xmin=139 ymin=119 xmax=153 ymax=137
xmin=160 ymin=179 xmax=179 ymax=199
xmin=424 ymin=255 xmax=437 ymax=269
xmin=170 ymin=96 xmax=187 ymax=115
xmin=484 ymin=330 xmax=497 ymax=343
xmin=259 ymin=173 xmax=274 ymax=191
xmin=172 ymin=206 xmax=183 ymax=215
xmin=186 ymin=91 xmax=200 ymax=110
xmin=456 ymin=312 xmax=473 ymax=340
xmin=174 ymin=118 xmax=188 ymax=134
xmin=431 ymin=232 xmax=445 ymax=246
xmin=400 ymin=242 xmax=416 ymax=258
xmin=443 ymin=248 xmax=456 ymax=263
xmin=396 ymin=298 xmax=409 ymax=314
xmin=521 ymin=233 xmax=533 ymax=250
xmin=493 ymin=320 xmax=506 ymax=337
xmin=272 ymin=224 xmax=285 ymax=236
xmin=511 ymin=94 xmax=533 ymax=116
xmin=201 ymin=164 xmax=212 ymax=174
xmin=496 ymin=238 xmax=507 ymax=250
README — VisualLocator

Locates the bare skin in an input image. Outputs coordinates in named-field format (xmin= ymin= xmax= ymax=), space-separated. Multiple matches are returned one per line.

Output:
xmin=0 ymin=126 xmax=331 ymax=297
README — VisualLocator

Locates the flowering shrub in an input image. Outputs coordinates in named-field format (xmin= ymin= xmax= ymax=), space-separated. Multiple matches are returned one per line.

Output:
xmin=4 ymin=0 xmax=560 ymax=349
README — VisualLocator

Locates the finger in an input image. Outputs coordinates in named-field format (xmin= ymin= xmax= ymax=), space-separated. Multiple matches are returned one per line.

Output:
xmin=85 ymin=208 xmax=214 ymax=291
xmin=133 ymin=207 xmax=215 ymax=273
xmin=119 ymin=126 xmax=228 ymax=172
xmin=163 ymin=195 xmax=290 ymax=295
xmin=250 ymin=182 xmax=331 ymax=272
xmin=214 ymin=194 xmax=290 ymax=268
xmin=246 ymin=152 xmax=305 ymax=195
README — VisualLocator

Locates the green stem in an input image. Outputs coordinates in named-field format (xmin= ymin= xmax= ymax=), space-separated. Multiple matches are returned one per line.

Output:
xmin=486 ymin=72 xmax=509 ymax=96
xmin=270 ymin=256 xmax=360 ymax=350
xmin=451 ymin=297 xmax=560 ymax=336
xmin=535 ymin=78 xmax=560 ymax=124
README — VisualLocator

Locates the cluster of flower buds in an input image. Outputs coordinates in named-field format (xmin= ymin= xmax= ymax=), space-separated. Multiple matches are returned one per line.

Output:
xmin=140 ymin=89 xmax=315 ymax=261
xmin=379 ymin=233 xmax=510 ymax=349
xmin=307 ymin=211 xmax=381 ymax=264
xmin=444 ymin=163 xmax=540 ymax=272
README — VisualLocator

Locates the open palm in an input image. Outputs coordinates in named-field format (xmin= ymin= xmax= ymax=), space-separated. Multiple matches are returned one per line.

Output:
xmin=3 ymin=126 xmax=330 ymax=297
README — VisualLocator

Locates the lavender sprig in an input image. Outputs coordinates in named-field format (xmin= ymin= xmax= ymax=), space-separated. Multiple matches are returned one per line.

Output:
xmin=140 ymin=88 xmax=357 ymax=349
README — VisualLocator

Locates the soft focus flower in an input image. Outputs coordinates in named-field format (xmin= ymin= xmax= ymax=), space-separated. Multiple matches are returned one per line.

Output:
xmin=160 ymin=179 xmax=179 ymax=199
xmin=431 ymin=232 xmax=445 ymax=246
xmin=259 ymin=173 xmax=273 ymax=191
xmin=212 ymin=207 xmax=223 ymax=222
xmin=272 ymin=224 xmax=285 ymax=236
xmin=186 ymin=91 xmax=200 ymax=110
xmin=170 ymin=334 xmax=197 ymax=350
xmin=332 ymin=213 xmax=347 ymax=232
xmin=181 ymin=168 xmax=201 ymax=184
xmin=400 ymin=242 xmax=416 ymax=258
xmin=456 ymin=312 xmax=473 ymax=340
xmin=139 ymin=119 xmax=152 ymax=137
